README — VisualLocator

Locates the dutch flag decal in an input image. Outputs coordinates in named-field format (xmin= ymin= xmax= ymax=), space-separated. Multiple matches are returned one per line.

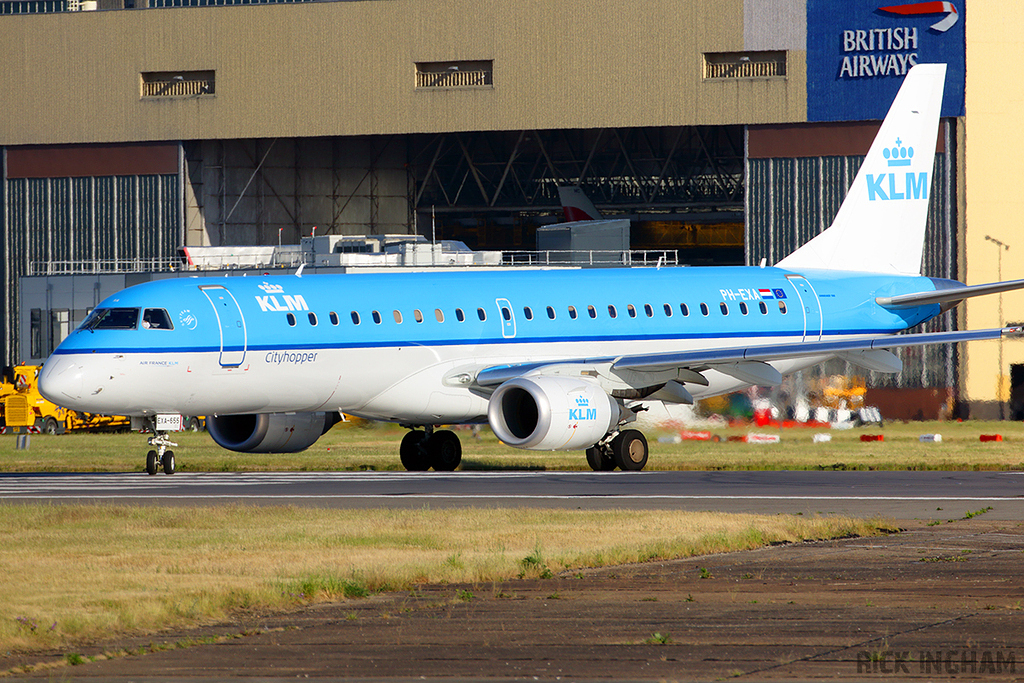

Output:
xmin=758 ymin=288 xmax=775 ymax=300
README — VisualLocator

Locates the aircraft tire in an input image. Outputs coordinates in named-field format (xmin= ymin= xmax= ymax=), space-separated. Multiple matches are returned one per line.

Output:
xmin=585 ymin=446 xmax=616 ymax=471
xmin=399 ymin=430 xmax=432 ymax=472
xmin=162 ymin=451 xmax=175 ymax=475
xmin=428 ymin=430 xmax=462 ymax=472
xmin=146 ymin=450 xmax=159 ymax=476
xmin=611 ymin=430 xmax=648 ymax=472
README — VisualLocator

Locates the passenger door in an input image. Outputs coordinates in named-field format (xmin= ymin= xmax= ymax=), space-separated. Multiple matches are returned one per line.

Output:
xmin=199 ymin=285 xmax=247 ymax=366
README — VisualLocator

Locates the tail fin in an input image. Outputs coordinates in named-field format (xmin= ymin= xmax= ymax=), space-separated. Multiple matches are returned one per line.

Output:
xmin=557 ymin=186 xmax=603 ymax=221
xmin=777 ymin=63 xmax=946 ymax=275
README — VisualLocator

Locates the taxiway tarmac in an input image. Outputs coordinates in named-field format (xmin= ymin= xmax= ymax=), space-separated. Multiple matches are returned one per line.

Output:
xmin=2 ymin=469 xmax=1024 ymax=519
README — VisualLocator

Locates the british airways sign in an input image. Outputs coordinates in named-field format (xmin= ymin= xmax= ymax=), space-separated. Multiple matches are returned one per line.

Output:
xmin=807 ymin=0 xmax=965 ymax=121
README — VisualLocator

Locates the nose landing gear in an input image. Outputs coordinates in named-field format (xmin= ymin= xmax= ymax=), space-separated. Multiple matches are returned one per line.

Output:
xmin=145 ymin=424 xmax=177 ymax=475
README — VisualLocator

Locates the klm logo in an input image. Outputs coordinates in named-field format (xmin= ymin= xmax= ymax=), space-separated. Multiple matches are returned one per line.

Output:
xmin=255 ymin=282 xmax=309 ymax=312
xmin=866 ymin=138 xmax=928 ymax=202
xmin=568 ymin=395 xmax=597 ymax=421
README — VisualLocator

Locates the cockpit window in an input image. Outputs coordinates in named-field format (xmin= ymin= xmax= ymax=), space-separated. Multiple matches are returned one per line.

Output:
xmin=142 ymin=308 xmax=173 ymax=330
xmin=81 ymin=308 xmax=140 ymax=330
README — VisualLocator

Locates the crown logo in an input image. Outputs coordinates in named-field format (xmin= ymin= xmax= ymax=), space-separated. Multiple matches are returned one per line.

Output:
xmin=575 ymin=396 xmax=589 ymax=407
xmin=259 ymin=282 xmax=284 ymax=294
xmin=883 ymin=138 xmax=913 ymax=167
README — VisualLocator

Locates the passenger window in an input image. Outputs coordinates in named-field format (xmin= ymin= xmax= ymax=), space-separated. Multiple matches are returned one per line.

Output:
xmin=663 ymin=304 xmax=672 ymax=317
xmin=501 ymin=307 xmax=511 ymax=321
xmin=700 ymin=303 xmax=709 ymax=316
xmin=608 ymin=305 xmax=617 ymax=319
xmin=350 ymin=311 xmax=359 ymax=325
xmin=587 ymin=305 xmax=597 ymax=319
xmin=435 ymin=309 xmax=444 ymax=323
xmin=679 ymin=303 xmax=689 ymax=317
xmin=719 ymin=303 xmax=728 ymax=316
xmin=739 ymin=302 xmax=748 ymax=315
xmin=393 ymin=310 xmax=403 ymax=324
xmin=524 ymin=307 xmax=533 ymax=321
xmin=309 ymin=312 xmax=318 ymax=326
xmin=414 ymin=309 xmax=424 ymax=323
xmin=627 ymin=304 xmax=637 ymax=318
xmin=372 ymin=310 xmax=382 ymax=324
xmin=644 ymin=304 xmax=654 ymax=318
xmin=141 ymin=308 xmax=173 ymax=330
xmin=546 ymin=306 xmax=556 ymax=320
xmin=477 ymin=308 xmax=486 ymax=321
xmin=568 ymin=306 xmax=578 ymax=320
xmin=287 ymin=313 xmax=296 ymax=327
xmin=759 ymin=301 xmax=768 ymax=315
xmin=779 ymin=301 xmax=788 ymax=314
xmin=330 ymin=311 xmax=340 ymax=325
xmin=455 ymin=308 xmax=465 ymax=322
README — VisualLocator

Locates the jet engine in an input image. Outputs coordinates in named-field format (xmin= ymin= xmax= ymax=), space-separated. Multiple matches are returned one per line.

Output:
xmin=487 ymin=376 xmax=619 ymax=450
xmin=206 ymin=412 xmax=340 ymax=453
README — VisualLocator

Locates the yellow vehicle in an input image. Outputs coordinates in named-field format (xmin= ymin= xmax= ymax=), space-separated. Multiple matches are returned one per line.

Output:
xmin=0 ymin=365 xmax=131 ymax=434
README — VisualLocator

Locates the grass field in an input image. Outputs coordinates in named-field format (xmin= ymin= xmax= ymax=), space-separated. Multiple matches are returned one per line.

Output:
xmin=0 ymin=419 xmax=1021 ymax=473
xmin=0 ymin=503 xmax=893 ymax=656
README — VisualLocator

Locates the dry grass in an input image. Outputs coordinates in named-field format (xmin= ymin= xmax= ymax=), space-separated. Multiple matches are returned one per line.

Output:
xmin=1 ymin=420 xmax=1022 ymax=473
xmin=0 ymin=503 xmax=891 ymax=652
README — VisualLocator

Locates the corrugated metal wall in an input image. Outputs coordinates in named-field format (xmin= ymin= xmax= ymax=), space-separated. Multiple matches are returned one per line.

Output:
xmin=1 ymin=166 xmax=180 ymax=366
xmin=745 ymin=123 xmax=957 ymax=390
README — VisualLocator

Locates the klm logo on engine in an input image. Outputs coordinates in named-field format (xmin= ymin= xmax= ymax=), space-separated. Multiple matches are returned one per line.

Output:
xmin=568 ymin=395 xmax=598 ymax=421
xmin=866 ymin=138 xmax=928 ymax=202
xmin=255 ymin=282 xmax=309 ymax=313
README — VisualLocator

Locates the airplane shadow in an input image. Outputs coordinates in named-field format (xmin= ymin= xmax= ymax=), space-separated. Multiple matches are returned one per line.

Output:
xmin=458 ymin=460 xmax=547 ymax=472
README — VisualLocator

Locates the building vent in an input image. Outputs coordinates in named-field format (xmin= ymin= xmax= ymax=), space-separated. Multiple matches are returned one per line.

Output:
xmin=141 ymin=71 xmax=215 ymax=98
xmin=415 ymin=61 xmax=493 ymax=89
xmin=703 ymin=52 xmax=786 ymax=79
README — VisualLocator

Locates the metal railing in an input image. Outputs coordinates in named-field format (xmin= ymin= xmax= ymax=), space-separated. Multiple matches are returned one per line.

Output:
xmin=29 ymin=258 xmax=184 ymax=276
xmin=29 ymin=249 xmax=683 ymax=275
xmin=502 ymin=250 xmax=680 ymax=267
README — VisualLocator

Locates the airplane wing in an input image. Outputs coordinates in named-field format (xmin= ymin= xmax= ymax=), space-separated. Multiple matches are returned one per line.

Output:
xmin=876 ymin=278 xmax=1024 ymax=309
xmin=475 ymin=327 xmax=1021 ymax=389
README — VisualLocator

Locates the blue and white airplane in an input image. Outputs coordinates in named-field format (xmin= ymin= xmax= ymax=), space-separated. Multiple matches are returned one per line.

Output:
xmin=38 ymin=64 xmax=1024 ymax=474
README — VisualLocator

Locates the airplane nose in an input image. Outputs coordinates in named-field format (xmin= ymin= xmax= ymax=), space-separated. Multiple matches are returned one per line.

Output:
xmin=38 ymin=356 xmax=84 ymax=403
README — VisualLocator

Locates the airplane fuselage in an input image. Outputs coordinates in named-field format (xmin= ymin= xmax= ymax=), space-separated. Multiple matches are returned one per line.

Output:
xmin=40 ymin=266 xmax=941 ymax=423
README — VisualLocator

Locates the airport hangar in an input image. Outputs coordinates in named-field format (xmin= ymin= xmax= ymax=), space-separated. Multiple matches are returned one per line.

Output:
xmin=0 ymin=0 xmax=1019 ymax=419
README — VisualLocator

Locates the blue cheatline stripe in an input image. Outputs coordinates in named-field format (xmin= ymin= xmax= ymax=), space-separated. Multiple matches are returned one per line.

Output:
xmin=51 ymin=328 xmax=900 ymax=357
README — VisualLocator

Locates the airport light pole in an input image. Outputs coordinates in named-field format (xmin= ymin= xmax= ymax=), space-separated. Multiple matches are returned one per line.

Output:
xmin=985 ymin=235 xmax=1010 ymax=419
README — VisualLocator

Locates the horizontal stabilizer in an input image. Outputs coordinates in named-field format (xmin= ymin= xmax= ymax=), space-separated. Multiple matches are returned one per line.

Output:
xmin=876 ymin=278 xmax=1024 ymax=309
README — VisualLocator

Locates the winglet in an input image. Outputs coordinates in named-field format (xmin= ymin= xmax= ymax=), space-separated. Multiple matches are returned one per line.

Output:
xmin=777 ymin=64 xmax=946 ymax=275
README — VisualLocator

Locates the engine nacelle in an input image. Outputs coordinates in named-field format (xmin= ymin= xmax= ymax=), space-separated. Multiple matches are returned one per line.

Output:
xmin=487 ymin=376 xmax=619 ymax=450
xmin=206 ymin=412 xmax=340 ymax=453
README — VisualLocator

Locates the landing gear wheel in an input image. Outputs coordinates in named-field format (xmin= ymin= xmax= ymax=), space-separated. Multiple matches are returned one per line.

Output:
xmin=428 ymin=430 xmax=462 ymax=471
xmin=400 ymin=430 xmax=432 ymax=471
xmin=585 ymin=445 xmax=616 ymax=472
xmin=162 ymin=451 xmax=176 ymax=475
xmin=146 ymin=450 xmax=159 ymax=476
xmin=43 ymin=417 xmax=59 ymax=435
xmin=611 ymin=429 xmax=649 ymax=471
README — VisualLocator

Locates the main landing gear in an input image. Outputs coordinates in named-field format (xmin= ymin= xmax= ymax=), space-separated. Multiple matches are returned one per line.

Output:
xmin=400 ymin=426 xmax=462 ymax=472
xmin=585 ymin=429 xmax=649 ymax=472
xmin=144 ymin=420 xmax=177 ymax=475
